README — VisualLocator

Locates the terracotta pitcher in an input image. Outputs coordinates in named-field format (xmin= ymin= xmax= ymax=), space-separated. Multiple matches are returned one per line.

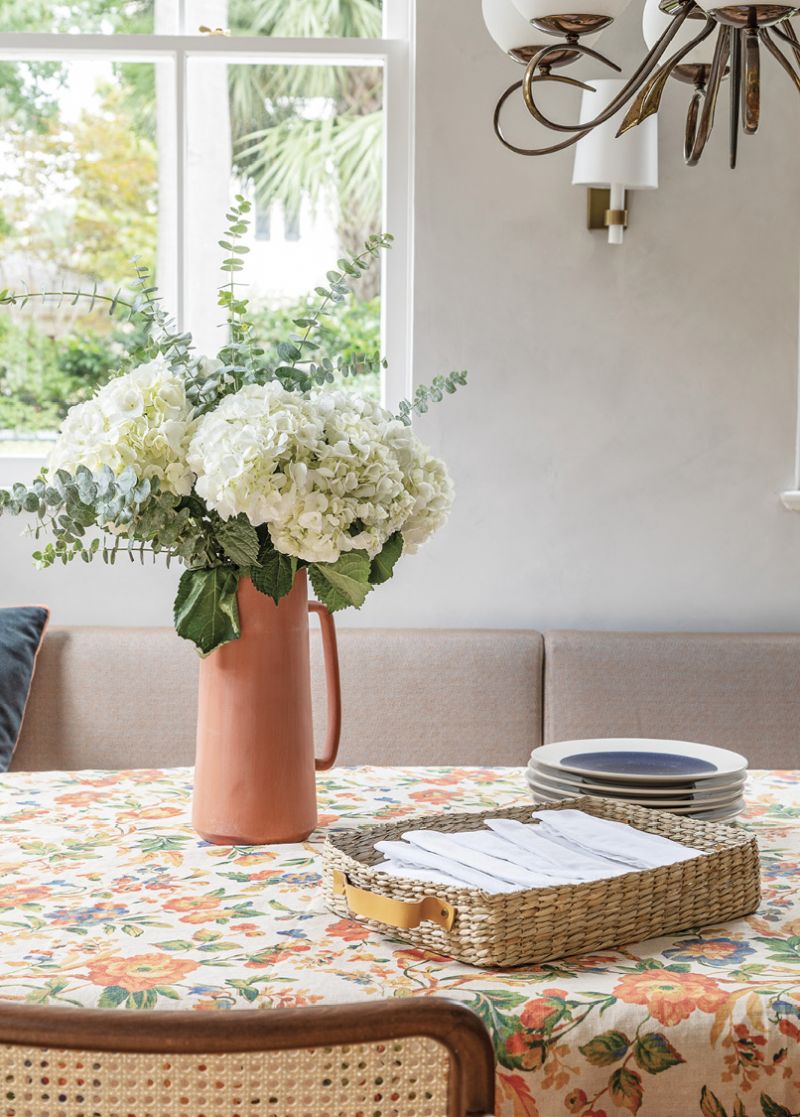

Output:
xmin=192 ymin=570 xmax=341 ymax=845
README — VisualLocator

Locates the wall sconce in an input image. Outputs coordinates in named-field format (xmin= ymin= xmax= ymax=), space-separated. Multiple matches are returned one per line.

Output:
xmin=572 ymin=78 xmax=659 ymax=245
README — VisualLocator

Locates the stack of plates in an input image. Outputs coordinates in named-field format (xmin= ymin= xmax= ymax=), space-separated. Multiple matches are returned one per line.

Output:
xmin=527 ymin=739 xmax=748 ymax=822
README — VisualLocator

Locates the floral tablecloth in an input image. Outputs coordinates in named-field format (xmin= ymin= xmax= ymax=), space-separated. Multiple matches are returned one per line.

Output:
xmin=0 ymin=766 xmax=798 ymax=1117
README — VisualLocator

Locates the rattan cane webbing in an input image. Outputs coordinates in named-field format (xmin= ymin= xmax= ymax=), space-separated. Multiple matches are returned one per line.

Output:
xmin=323 ymin=797 xmax=762 ymax=967
xmin=1 ymin=1035 xmax=451 ymax=1117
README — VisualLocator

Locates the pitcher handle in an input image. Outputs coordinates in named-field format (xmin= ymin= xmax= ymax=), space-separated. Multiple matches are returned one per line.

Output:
xmin=308 ymin=601 xmax=342 ymax=771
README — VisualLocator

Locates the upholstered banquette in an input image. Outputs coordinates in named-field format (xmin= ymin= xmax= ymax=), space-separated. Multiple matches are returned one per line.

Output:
xmin=11 ymin=627 xmax=800 ymax=770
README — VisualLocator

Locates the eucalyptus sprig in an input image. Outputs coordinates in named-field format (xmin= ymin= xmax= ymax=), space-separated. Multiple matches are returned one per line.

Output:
xmin=396 ymin=371 xmax=469 ymax=426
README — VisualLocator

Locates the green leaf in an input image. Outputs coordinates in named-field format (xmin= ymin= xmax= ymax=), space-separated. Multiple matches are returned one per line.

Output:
xmin=633 ymin=1032 xmax=684 ymax=1075
xmin=97 ymin=985 xmax=129 ymax=1009
xmin=701 ymin=1087 xmax=730 ymax=1117
xmin=155 ymin=940 xmax=194 ymax=952
xmin=130 ymin=989 xmax=159 ymax=1009
xmin=309 ymin=551 xmax=372 ymax=611
xmin=369 ymin=532 xmax=403 ymax=585
xmin=579 ymin=1031 xmax=630 ymax=1067
xmin=760 ymin=1097 xmax=792 ymax=1117
xmin=174 ymin=567 xmax=241 ymax=656
xmin=217 ymin=517 xmax=260 ymax=566
xmin=610 ymin=1067 xmax=643 ymax=1114
xmin=121 ymin=923 xmax=144 ymax=938
xmin=251 ymin=548 xmax=297 ymax=605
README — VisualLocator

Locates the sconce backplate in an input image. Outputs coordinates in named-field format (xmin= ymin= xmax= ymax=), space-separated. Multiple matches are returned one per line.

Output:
xmin=587 ymin=188 xmax=630 ymax=231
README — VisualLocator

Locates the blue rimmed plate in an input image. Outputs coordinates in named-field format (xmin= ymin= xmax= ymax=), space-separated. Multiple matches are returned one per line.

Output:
xmin=533 ymin=738 xmax=747 ymax=785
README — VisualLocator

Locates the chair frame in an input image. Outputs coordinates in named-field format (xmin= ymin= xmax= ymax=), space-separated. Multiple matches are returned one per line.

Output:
xmin=0 ymin=996 xmax=495 ymax=1117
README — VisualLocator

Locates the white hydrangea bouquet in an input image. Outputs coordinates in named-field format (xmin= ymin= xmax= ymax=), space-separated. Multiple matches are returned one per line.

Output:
xmin=0 ymin=199 xmax=466 ymax=654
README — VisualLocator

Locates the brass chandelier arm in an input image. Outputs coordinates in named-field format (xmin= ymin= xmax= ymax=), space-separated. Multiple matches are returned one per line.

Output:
xmin=760 ymin=27 xmax=800 ymax=94
xmin=742 ymin=27 xmax=761 ymax=132
xmin=519 ymin=0 xmax=695 ymax=135
xmin=617 ymin=18 xmax=718 ymax=135
xmin=684 ymin=86 xmax=705 ymax=161
xmin=492 ymin=79 xmax=595 ymax=157
xmin=773 ymin=19 xmax=800 ymax=67
xmin=686 ymin=24 xmax=731 ymax=164
xmin=729 ymin=26 xmax=742 ymax=167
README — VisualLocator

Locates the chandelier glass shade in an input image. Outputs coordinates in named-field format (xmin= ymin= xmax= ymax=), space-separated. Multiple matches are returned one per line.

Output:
xmin=484 ymin=0 xmax=800 ymax=167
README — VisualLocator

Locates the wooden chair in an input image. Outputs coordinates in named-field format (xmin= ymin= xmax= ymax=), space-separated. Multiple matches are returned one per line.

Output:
xmin=0 ymin=996 xmax=495 ymax=1117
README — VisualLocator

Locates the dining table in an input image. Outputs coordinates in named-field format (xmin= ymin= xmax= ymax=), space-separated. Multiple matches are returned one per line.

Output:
xmin=0 ymin=764 xmax=799 ymax=1117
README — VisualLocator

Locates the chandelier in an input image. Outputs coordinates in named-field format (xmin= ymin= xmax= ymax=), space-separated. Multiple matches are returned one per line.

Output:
xmin=484 ymin=0 xmax=800 ymax=168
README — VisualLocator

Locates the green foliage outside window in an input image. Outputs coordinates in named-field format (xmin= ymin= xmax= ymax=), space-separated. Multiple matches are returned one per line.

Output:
xmin=0 ymin=0 xmax=384 ymax=436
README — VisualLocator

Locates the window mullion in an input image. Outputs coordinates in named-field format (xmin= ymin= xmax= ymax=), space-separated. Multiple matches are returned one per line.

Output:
xmin=175 ymin=47 xmax=187 ymax=333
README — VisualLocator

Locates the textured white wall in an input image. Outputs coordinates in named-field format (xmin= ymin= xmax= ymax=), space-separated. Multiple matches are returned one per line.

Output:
xmin=1 ymin=1 xmax=799 ymax=632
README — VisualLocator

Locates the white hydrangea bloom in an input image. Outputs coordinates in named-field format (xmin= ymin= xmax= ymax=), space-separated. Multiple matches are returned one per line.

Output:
xmin=49 ymin=355 xmax=195 ymax=496
xmin=187 ymin=382 xmax=314 ymax=526
xmin=385 ymin=422 xmax=454 ymax=554
xmin=188 ymin=383 xmax=453 ymax=564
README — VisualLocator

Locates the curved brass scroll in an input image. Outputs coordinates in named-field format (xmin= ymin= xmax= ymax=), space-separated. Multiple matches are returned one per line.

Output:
xmin=686 ymin=24 xmax=731 ymax=164
xmin=617 ymin=18 xmax=717 ymax=136
xmin=520 ymin=0 xmax=695 ymax=136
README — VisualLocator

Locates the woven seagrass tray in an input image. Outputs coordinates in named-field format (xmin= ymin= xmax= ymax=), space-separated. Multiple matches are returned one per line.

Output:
xmin=322 ymin=796 xmax=761 ymax=968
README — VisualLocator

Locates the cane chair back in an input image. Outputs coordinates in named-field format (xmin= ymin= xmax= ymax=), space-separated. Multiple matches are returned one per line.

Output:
xmin=0 ymin=997 xmax=495 ymax=1117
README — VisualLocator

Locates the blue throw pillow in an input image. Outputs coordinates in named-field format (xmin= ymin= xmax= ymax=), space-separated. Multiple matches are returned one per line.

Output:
xmin=0 ymin=606 xmax=49 ymax=772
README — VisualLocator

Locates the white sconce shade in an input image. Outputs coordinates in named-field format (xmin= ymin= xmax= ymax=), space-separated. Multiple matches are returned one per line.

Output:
xmin=513 ymin=0 xmax=633 ymax=24
xmin=482 ymin=0 xmax=552 ymax=53
xmin=572 ymin=79 xmax=658 ymax=244
xmin=642 ymin=0 xmax=716 ymax=64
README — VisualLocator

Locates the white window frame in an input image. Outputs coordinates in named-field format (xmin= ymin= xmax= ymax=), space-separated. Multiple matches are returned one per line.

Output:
xmin=0 ymin=0 xmax=415 ymax=428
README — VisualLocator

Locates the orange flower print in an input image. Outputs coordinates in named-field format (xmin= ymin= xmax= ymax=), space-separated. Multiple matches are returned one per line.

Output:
xmin=0 ymin=884 xmax=51 ymax=910
xmin=118 ymin=805 xmax=184 ymax=821
xmin=325 ymin=918 xmax=372 ymax=942
xmin=86 ymin=953 xmax=197 ymax=992
xmin=54 ymin=790 xmax=101 ymax=807
xmin=163 ymin=896 xmax=226 ymax=923
xmin=505 ymin=1031 xmax=546 ymax=1070
xmin=234 ymin=851 xmax=277 ymax=867
xmin=408 ymin=789 xmax=457 ymax=806
xmin=519 ymin=991 xmax=567 ymax=1031
xmin=614 ymin=968 xmax=728 ymax=1026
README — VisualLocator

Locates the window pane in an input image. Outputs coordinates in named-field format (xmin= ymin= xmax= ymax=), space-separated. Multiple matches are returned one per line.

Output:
xmin=207 ymin=0 xmax=383 ymax=38
xmin=0 ymin=61 xmax=161 ymax=449
xmin=185 ymin=60 xmax=384 ymax=400
xmin=0 ymin=1 xmax=157 ymax=34
xmin=0 ymin=1 xmax=383 ymax=38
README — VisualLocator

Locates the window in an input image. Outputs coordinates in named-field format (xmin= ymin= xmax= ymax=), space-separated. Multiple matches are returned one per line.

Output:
xmin=0 ymin=1 xmax=414 ymax=454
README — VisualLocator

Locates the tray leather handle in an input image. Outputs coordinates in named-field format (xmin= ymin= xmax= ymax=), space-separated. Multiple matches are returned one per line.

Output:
xmin=332 ymin=869 xmax=456 ymax=931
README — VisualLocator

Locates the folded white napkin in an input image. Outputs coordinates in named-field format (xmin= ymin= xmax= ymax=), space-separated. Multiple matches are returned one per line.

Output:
xmin=373 ymin=860 xmax=469 ymax=889
xmin=483 ymin=818 xmax=632 ymax=879
xmin=530 ymin=809 xmax=705 ymax=868
xmin=374 ymin=839 xmax=518 ymax=893
xmin=372 ymin=810 xmax=705 ymax=894
xmin=401 ymin=829 xmax=552 ymax=888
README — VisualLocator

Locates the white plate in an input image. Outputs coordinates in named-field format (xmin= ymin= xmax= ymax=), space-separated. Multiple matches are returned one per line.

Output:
xmin=525 ymin=772 xmax=744 ymax=810
xmin=533 ymin=739 xmax=748 ymax=784
xmin=527 ymin=760 xmax=747 ymax=799
xmin=528 ymin=782 xmax=745 ymax=815
xmin=689 ymin=801 xmax=745 ymax=822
